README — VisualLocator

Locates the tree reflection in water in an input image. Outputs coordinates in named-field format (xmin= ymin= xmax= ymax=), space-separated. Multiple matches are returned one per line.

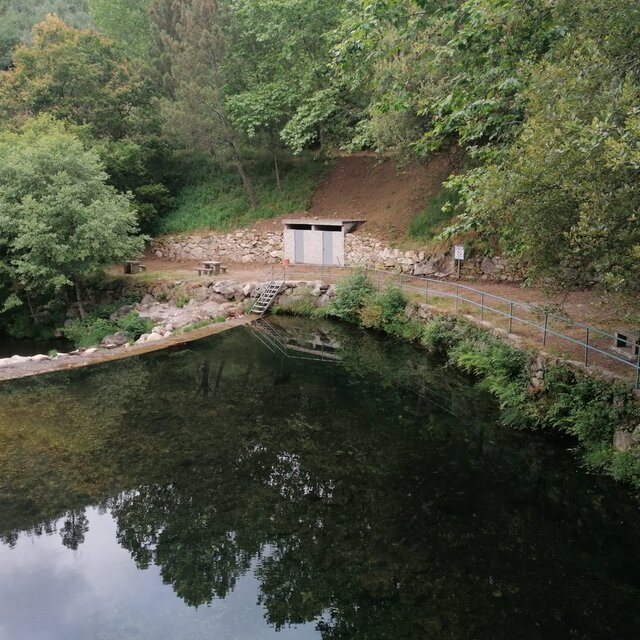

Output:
xmin=1 ymin=317 xmax=640 ymax=639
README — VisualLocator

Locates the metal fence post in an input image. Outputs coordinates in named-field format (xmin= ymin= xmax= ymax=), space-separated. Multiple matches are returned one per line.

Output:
xmin=543 ymin=313 xmax=548 ymax=346
xmin=584 ymin=328 xmax=590 ymax=366
xmin=455 ymin=285 xmax=459 ymax=312
xmin=508 ymin=302 xmax=513 ymax=333
xmin=425 ymin=278 xmax=429 ymax=303
xmin=636 ymin=349 xmax=640 ymax=390
xmin=480 ymin=293 xmax=485 ymax=321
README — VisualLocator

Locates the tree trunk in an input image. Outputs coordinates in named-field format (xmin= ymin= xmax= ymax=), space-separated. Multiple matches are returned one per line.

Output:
xmin=25 ymin=291 xmax=38 ymax=325
xmin=273 ymin=147 xmax=282 ymax=192
xmin=75 ymin=281 xmax=87 ymax=321
xmin=228 ymin=143 xmax=258 ymax=208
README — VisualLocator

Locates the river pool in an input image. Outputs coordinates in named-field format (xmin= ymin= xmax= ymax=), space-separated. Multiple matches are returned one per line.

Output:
xmin=0 ymin=317 xmax=639 ymax=639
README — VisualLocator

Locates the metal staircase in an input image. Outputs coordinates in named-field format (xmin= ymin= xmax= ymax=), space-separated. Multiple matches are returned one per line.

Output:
xmin=249 ymin=266 xmax=285 ymax=316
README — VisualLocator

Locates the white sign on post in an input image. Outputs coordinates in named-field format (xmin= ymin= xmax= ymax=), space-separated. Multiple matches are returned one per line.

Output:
xmin=454 ymin=245 xmax=465 ymax=261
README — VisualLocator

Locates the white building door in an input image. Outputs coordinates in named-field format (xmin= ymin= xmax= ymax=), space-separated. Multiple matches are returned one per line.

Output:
xmin=322 ymin=231 xmax=334 ymax=265
xmin=294 ymin=229 xmax=305 ymax=263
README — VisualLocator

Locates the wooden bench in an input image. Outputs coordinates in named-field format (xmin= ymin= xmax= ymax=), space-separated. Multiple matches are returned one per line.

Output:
xmin=124 ymin=260 xmax=147 ymax=275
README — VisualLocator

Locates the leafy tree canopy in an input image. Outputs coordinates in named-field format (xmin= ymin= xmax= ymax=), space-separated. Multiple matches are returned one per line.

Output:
xmin=0 ymin=14 xmax=153 ymax=139
xmin=88 ymin=0 xmax=152 ymax=61
xmin=0 ymin=117 xmax=144 ymax=315
xmin=0 ymin=0 xmax=92 ymax=69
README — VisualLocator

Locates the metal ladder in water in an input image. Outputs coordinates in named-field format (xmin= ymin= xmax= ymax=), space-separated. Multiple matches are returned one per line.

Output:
xmin=249 ymin=266 xmax=285 ymax=316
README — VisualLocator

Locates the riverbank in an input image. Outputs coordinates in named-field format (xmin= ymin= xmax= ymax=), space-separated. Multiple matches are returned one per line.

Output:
xmin=270 ymin=272 xmax=640 ymax=491
xmin=0 ymin=316 xmax=255 ymax=382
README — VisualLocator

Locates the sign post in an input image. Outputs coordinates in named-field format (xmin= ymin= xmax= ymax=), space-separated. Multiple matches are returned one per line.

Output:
xmin=454 ymin=245 xmax=465 ymax=279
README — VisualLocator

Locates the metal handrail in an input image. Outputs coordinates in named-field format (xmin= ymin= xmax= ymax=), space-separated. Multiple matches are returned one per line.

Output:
xmin=263 ymin=264 xmax=640 ymax=388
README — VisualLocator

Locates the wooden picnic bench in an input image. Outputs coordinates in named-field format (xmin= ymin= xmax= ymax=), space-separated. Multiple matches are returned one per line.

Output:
xmin=124 ymin=260 xmax=147 ymax=274
xmin=197 ymin=260 xmax=227 ymax=276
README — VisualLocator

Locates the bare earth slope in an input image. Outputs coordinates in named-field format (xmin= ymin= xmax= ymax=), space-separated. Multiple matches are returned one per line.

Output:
xmin=255 ymin=153 xmax=457 ymax=238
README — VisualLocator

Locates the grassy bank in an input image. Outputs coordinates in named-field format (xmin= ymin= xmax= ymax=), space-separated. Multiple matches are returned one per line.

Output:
xmin=158 ymin=156 xmax=329 ymax=235
xmin=273 ymin=272 xmax=640 ymax=490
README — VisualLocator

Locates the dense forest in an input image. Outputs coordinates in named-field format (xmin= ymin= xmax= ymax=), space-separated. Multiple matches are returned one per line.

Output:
xmin=0 ymin=0 xmax=638 ymax=337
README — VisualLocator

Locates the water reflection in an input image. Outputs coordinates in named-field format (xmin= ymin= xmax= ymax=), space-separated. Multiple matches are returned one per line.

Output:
xmin=0 ymin=317 xmax=640 ymax=639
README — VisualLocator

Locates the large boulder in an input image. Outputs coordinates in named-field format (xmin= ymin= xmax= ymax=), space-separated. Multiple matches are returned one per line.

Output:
xmin=480 ymin=256 xmax=504 ymax=275
xmin=613 ymin=426 xmax=640 ymax=452
xmin=101 ymin=332 xmax=129 ymax=348
xmin=413 ymin=254 xmax=455 ymax=277
xmin=110 ymin=304 xmax=134 ymax=320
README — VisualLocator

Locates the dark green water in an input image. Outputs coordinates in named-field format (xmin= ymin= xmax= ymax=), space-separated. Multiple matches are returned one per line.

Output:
xmin=0 ymin=335 xmax=72 ymax=358
xmin=0 ymin=317 xmax=639 ymax=640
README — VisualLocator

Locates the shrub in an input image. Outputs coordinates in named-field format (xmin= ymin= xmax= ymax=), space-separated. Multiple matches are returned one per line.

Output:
xmin=116 ymin=312 xmax=154 ymax=342
xmin=540 ymin=365 xmax=629 ymax=448
xmin=419 ymin=316 xmax=461 ymax=352
xmin=448 ymin=334 xmax=537 ymax=428
xmin=327 ymin=271 xmax=374 ymax=323
xmin=63 ymin=311 xmax=153 ymax=347
xmin=610 ymin=452 xmax=640 ymax=491
xmin=63 ymin=317 xmax=119 ymax=348
xmin=360 ymin=286 xmax=409 ymax=336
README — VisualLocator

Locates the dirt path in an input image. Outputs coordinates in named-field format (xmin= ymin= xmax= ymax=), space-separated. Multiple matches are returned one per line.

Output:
xmin=125 ymin=259 xmax=637 ymax=333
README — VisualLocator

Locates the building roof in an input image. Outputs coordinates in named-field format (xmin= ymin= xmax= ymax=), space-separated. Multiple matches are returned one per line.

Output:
xmin=282 ymin=218 xmax=366 ymax=226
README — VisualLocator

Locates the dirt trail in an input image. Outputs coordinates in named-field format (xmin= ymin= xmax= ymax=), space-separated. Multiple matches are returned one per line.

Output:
xmin=129 ymin=260 xmax=634 ymax=333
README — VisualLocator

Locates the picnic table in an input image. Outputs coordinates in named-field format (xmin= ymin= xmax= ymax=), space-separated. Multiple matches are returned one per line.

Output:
xmin=197 ymin=260 xmax=227 ymax=276
xmin=123 ymin=260 xmax=147 ymax=274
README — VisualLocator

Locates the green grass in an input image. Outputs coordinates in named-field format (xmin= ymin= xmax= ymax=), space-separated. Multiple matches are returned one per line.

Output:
xmin=158 ymin=157 xmax=329 ymax=235
xmin=173 ymin=317 xmax=227 ymax=335
xmin=408 ymin=187 xmax=459 ymax=241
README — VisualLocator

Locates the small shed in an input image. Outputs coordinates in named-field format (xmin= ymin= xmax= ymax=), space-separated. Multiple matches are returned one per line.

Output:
xmin=283 ymin=219 xmax=365 ymax=266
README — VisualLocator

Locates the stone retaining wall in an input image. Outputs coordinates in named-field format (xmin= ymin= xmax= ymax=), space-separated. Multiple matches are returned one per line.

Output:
xmin=151 ymin=230 xmax=284 ymax=263
xmin=151 ymin=229 xmax=524 ymax=281
xmin=345 ymin=234 xmax=523 ymax=281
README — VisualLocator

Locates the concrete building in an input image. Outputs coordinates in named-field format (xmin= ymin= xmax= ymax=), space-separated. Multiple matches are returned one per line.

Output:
xmin=283 ymin=219 xmax=365 ymax=266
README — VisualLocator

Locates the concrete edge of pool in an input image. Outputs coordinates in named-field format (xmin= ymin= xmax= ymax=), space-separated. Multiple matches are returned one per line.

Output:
xmin=0 ymin=315 xmax=257 ymax=382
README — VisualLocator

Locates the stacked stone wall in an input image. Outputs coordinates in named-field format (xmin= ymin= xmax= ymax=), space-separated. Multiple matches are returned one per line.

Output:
xmin=151 ymin=230 xmax=524 ymax=281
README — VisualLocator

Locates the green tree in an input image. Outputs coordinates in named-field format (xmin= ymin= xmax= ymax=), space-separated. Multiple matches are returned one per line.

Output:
xmin=226 ymin=0 xmax=357 ymax=164
xmin=0 ymin=117 xmax=144 ymax=319
xmin=0 ymin=14 xmax=148 ymax=138
xmin=0 ymin=14 xmax=177 ymax=232
xmin=151 ymin=0 xmax=258 ymax=207
xmin=442 ymin=1 xmax=640 ymax=294
xmin=0 ymin=0 xmax=92 ymax=69
xmin=88 ymin=0 xmax=152 ymax=60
